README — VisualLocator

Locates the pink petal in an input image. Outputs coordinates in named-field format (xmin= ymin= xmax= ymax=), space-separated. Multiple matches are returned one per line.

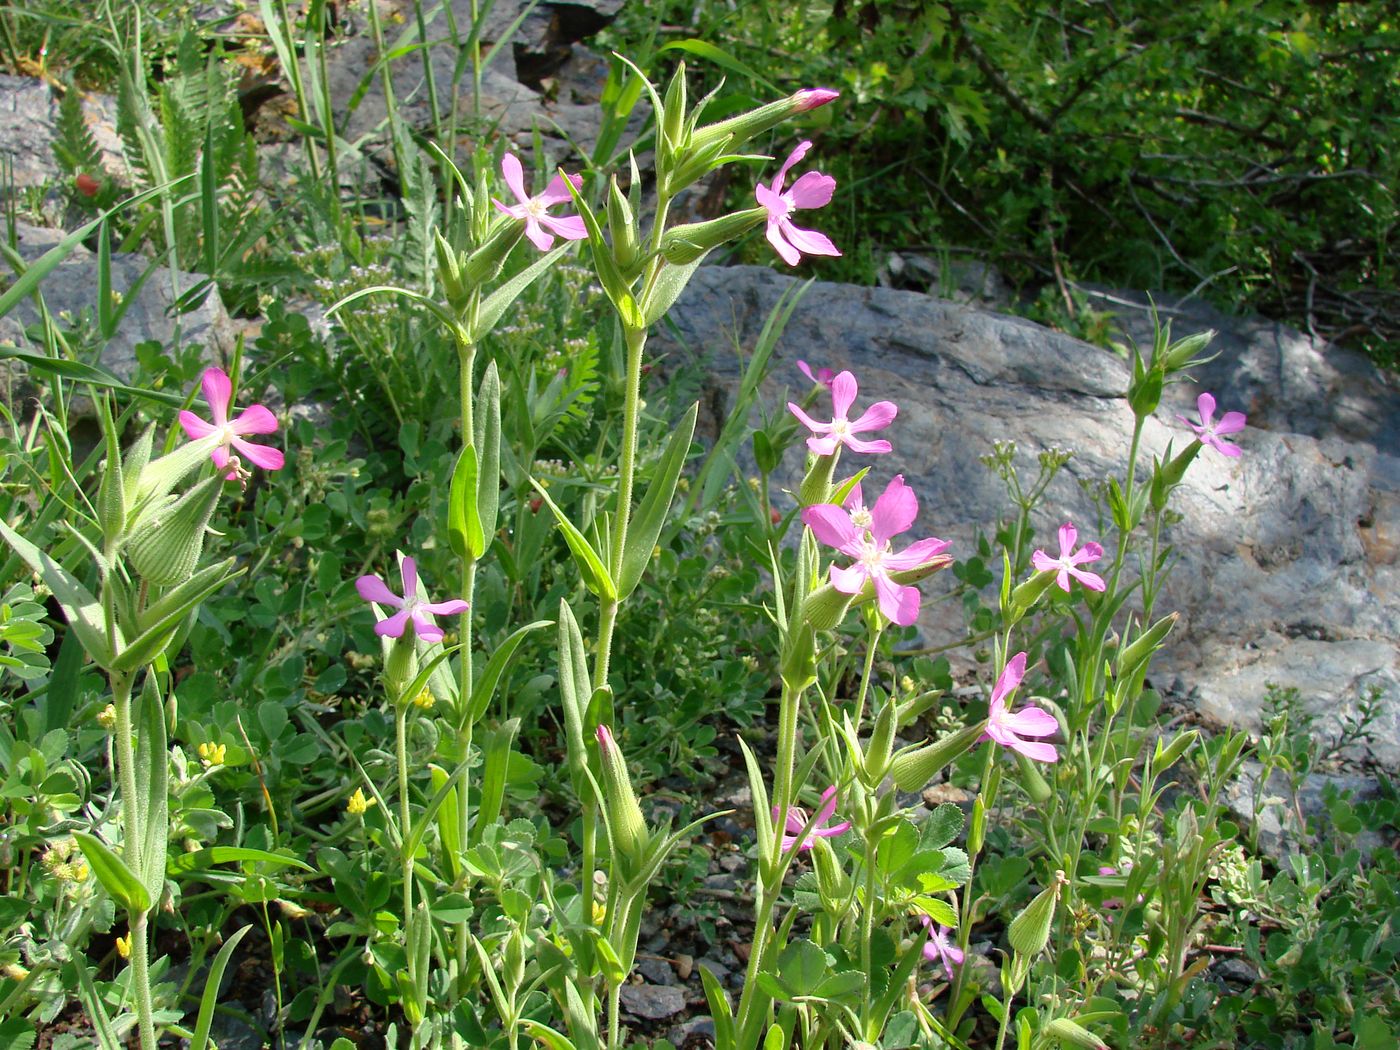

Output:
xmin=420 ymin=599 xmax=469 ymax=616
xmin=829 ymin=562 xmax=869 ymax=594
xmin=500 ymin=153 xmax=529 ymax=205
xmin=524 ymin=218 xmax=555 ymax=252
xmin=1068 ymin=566 xmax=1106 ymax=592
xmin=1000 ymin=704 xmax=1059 ymax=737
xmin=848 ymin=400 xmax=897 ymax=434
xmin=772 ymin=140 xmax=813 ymax=195
xmin=375 ymin=608 xmax=412 ymax=637
xmin=1069 ymin=542 xmax=1103 ymax=565
xmin=779 ymin=220 xmax=841 ymax=258
xmin=1031 ymin=549 xmax=1057 ymax=573
xmin=1054 ymin=567 xmax=1073 ymax=592
xmin=410 ymin=612 xmax=445 ymax=643
xmin=211 ymin=445 xmax=232 ymax=470
xmin=802 ymin=504 xmax=860 ymax=552
xmin=882 ymin=536 xmax=951 ymax=570
xmin=538 ymin=171 xmax=582 ymax=205
xmin=355 ymin=574 xmax=403 ymax=607
xmin=787 ymin=401 xmax=832 ymax=435
xmin=813 ymin=786 xmax=839 ymax=825
xmin=1010 ymin=738 xmax=1059 ymax=763
xmin=492 ymin=197 xmax=527 ymax=220
xmin=1058 ymin=522 xmax=1078 ymax=558
xmin=841 ymin=434 xmax=893 ymax=454
xmin=807 ymin=434 xmax=840 ymax=456
xmin=179 ymin=410 xmax=217 ymax=440
xmin=869 ymin=475 xmax=918 ymax=542
xmin=229 ymin=403 xmax=279 ymax=436
xmin=1208 ymin=436 xmax=1243 ymax=458
xmin=844 ymin=482 xmax=865 ymax=513
xmin=815 ymin=820 xmax=850 ymax=838
xmin=797 ymin=360 xmax=819 ymax=385
xmin=1196 ymin=392 xmax=1217 ymax=427
xmin=201 ymin=368 xmax=233 ymax=428
xmin=983 ymin=719 xmax=1017 ymax=749
xmin=829 ymin=371 xmax=858 ymax=419
xmin=990 ymin=652 xmax=1028 ymax=708
xmin=764 ymin=219 xmax=801 ymax=266
xmin=230 ymin=437 xmax=284 ymax=471
xmin=875 ymin=572 xmax=920 ymax=626
xmin=755 ymin=181 xmax=786 ymax=215
xmin=786 ymin=170 xmax=836 ymax=211
xmin=400 ymin=557 xmax=420 ymax=601
xmin=539 ymin=213 xmax=588 ymax=241
xmin=1215 ymin=411 xmax=1247 ymax=435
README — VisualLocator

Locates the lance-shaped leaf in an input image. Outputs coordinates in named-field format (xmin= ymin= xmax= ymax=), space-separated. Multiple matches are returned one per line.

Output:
xmin=464 ymin=618 xmax=552 ymax=726
xmin=115 ymin=559 xmax=242 ymax=673
xmin=471 ymin=244 xmax=570 ymax=340
xmin=530 ymin=481 xmax=617 ymax=601
xmin=476 ymin=718 xmax=521 ymax=835
xmin=558 ymin=171 xmax=642 ymax=329
xmin=473 ymin=362 xmax=502 ymax=545
xmin=617 ymin=402 xmax=697 ymax=599
xmin=188 ymin=924 xmax=252 ymax=1050
xmin=134 ymin=675 xmax=169 ymax=906
xmin=448 ymin=444 xmax=485 ymax=560
xmin=0 ymin=520 xmax=119 ymax=668
xmin=73 ymin=832 xmax=150 ymax=913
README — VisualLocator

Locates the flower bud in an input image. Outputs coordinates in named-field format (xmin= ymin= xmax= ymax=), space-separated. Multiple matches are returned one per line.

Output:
xmin=1153 ymin=729 xmax=1198 ymax=772
xmin=863 ymin=699 xmax=897 ymax=785
xmin=384 ymin=633 xmax=418 ymax=701
xmin=76 ymin=172 xmax=101 ymax=197
xmin=1015 ymin=752 xmax=1053 ymax=804
xmin=596 ymin=726 xmax=648 ymax=871
xmin=98 ymin=447 xmax=127 ymax=552
xmin=811 ymin=838 xmax=851 ymax=908
xmin=1150 ymin=442 xmax=1200 ymax=512
xmin=890 ymin=722 xmax=986 ymax=792
xmin=1045 ymin=1018 xmax=1109 ymax=1050
xmin=796 ymin=582 xmax=856 ymax=632
xmin=133 ymin=433 xmax=220 ymax=509
xmin=1007 ymin=871 xmax=1065 ymax=958
xmin=127 ymin=471 xmax=225 ymax=586
xmin=660 ymin=208 xmax=768 ymax=265
xmin=1009 ymin=569 xmax=1059 ymax=617
xmin=689 ymin=87 xmax=841 ymax=154
xmin=606 ymin=176 xmax=641 ymax=273
xmin=464 ymin=219 xmax=525 ymax=286
xmin=1116 ymin=612 xmax=1177 ymax=681
xmin=798 ymin=451 xmax=837 ymax=506
xmin=1160 ymin=329 xmax=1215 ymax=373
xmin=434 ymin=230 xmax=472 ymax=312
xmin=661 ymin=62 xmax=688 ymax=159
xmin=1127 ymin=364 xmax=1164 ymax=419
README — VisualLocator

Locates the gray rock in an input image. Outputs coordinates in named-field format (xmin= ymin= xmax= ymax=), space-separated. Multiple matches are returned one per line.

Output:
xmin=1222 ymin=760 xmax=1384 ymax=858
xmin=651 ymin=265 xmax=1400 ymax=769
xmin=0 ymin=75 xmax=123 ymax=189
xmin=619 ymin=981 xmax=687 ymax=1020
xmin=637 ymin=956 xmax=676 ymax=985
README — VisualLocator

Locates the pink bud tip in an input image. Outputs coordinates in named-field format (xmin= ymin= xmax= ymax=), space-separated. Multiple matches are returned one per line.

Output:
xmin=795 ymin=88 xmax=840 ymax=111
xmin=596 ymin=725 xmax=613 ymax=750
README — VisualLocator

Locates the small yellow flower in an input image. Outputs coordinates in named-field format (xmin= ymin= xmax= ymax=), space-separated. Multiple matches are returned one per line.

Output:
xmin=411 ymin=686 xmax=435 ymax=710
xmin=71 ymin=861 xmax=89 ymax=882
xmin=592 ymin=900 xmax=607 ymax=925
xmin=197 ymin=742 xmax=227 ymax=767
xmin=347 ymin=788 xmax=376 ymax=816
xmin=97 ymin=704 xmax=117 ymax=731
xmin=115 ymin=933 xmax=132 ymax=959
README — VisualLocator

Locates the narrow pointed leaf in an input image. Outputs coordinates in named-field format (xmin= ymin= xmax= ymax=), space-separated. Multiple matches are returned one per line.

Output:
xmin=474 ymin=362 xmax=502 ymax=544
xmin=448 ymin=444 xmax=485 ymax=559
xmin=0 ymin=520 xmax=119 ymax=667
xmin=475 ymin=718 xmax=520 ymax=836
xmin=189 ymin=924 xmax=252 ymax=1050
xmin=466 ymin=619 xmax=552 ymax=725
xmin=135 ymin=675 xmax=168 ymax=906
xmin=530 ymin=480 xmax=616 ymax=600
xmin=472 ymin=244 xmax=570 ymax=340
xmin=73 ymin=832 xmax=149 ymax=913
xmin=618 ymin=402 xmax=697 ymax=598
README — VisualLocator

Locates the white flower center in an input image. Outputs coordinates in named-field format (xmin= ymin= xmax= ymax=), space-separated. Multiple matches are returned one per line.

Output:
xmin=850 ymin=507 xmax=873 ymax=530
xmin=857 ymin=537 xmax=889 ymax=573
xmin=829 ymin=417 xmax=852 ymax=440
xmin=524 ymin=196 xmax=549 ymax=219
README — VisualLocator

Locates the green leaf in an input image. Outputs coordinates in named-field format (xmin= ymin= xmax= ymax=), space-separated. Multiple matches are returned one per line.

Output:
xmin=921 ymin=802 xmax=965 ymax=850
xmin=115 ymin=560 xmax=242 ymax=672
xmin=658 ymin=39 xmax=780 ymax=93
xmin=557 ymin=173 xmax=641 ymax=328
xmin=465 ymin=619 xmax=552 ymax=726
xmin=699 ymin=964 xmax=737 ymax=1050
xmin=74 ymin=832 xmax=150 ymax=913
xmin=0 ymin=519 xmax=118 ymax=667
xmin=529 ymin=480 xmax=616 ymax=600
xmin=69 ymin=960 xmax=123 ymax=1050
xmin=617 ymin=402 xmax=697 ymax=598
xmin=642 ymin=254 xmax=708 ymax=325
xmin=167 ymin=846 xmax=315 ymax=876
xmin=448 ymin=444 xmax=485 ymax=559
xmin=472 ymin=245 xmax=570 ymax=340
xmin=134 ymin=675 xmax=168 ymax=906
xmin=557 ymin=601 xmax=594 ymax=804
xmin=474 ymin=362 xmax=502 ymax=545
xmin=910 ymin=895 xmax=959 ymax=927
xmin=189 ymin=924 xmax=252 ymax=1050
xmin=475 ymin=718 xmax=520 ymax=835
xmin=777 ymin=939 xmax=828 ymax=997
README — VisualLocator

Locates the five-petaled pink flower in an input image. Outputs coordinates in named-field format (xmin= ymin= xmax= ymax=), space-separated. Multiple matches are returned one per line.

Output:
xmin=788 ymin=371 xmax=896 ymax=456
xmin=981 ymin=652 xmax=1059 ymax=763
xmin=919 ymin=916 xmax=964 ymax=980
xmin=774 ymin=786 xmax=851 ymax=853
xmin=356 ymin=557 xmax=468 ymax=643
xmin=803 ymin=475 xmax=951 ymax=626
xmin=1032 ymin=522 xmax=1106 ymax=593
xmin=1179 ymin=392 xmax=1246 ymax=458
xmin=797 ymin=360 xmax=836 ymax=388
xmin=178 ymin=368 xmax=284 ymax=480
xmin=756 ymin=140 xmax=840 ymax=266
xmin=492 ymin=154 xmax=587 ymax=252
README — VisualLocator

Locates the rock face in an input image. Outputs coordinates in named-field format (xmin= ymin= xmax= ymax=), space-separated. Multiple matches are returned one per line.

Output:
xmin=651 ymin=266 xmax=1400 ymax=770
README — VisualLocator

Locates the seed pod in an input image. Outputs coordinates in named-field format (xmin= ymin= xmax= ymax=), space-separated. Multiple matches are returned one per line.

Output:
xmin=863 ymin=699 xmax=897 ymax=784
xmin=660 ymin=208 xmax=768 ymax=265
xmin=597 ymin=726 xmax=649 ymax=871
xmin=126 ymin=472 xmax=225 ymax=586
xmin=1007 ymin=872 xmax=1064 ymax=959
xmin=1116 ymin=612 xmax=1178 ymax=680
xmin=890 ymin=722 xmax=987 ymax=792
xmin=1045 ymin=1018 xmax=1109 ymax=1050
xmin=606 ymin=176 xmax=641 ymax=273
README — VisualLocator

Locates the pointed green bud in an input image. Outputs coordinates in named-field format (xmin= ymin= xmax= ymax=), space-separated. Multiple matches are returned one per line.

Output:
xmin=890 ymin=722 xmax=987 ymax=792
xmin=1152 ymin=728 xmax=1198 ymax=772
xmin=661 ymin=61 xmax=688 ymax=160
xmin=664 ymin=137 xmax=731 ymax=198
xmin=863 ymin=699 xmax=898 ymax=785
xmin=1045 ymin=1018 xmax=1109 ymax=1050
xmin=465 ymin=219 xmax=525 ymax=286
xmin=126 ymin=471 xmax=225 ymax=586
xmin=1116 ymin=612 xmax=1178 ymax=681
xmin=597 ymin=725 xmax=649 ymax=872
xmin=385 ymin=632 xmax=418 ymax=700
xmin=1009 ymin=568 xmax=1059 ymax=617
xmin=798 ymin=450 xmax=838 ymax=506
xmin=121 ymin=425 xmax=155 ymax=506
xmin=606 ymin=176 xmax=641 ymax=273
xmin=967 ymin=795 xmax=987 ymax=856
xmin=1007 ymin=871 xmax=1065 ymax=958
xmin=796 ymin=582 xmax=856 ymax=632
xmin=689 ymin=87 xmax=840 ymax=155
xmin=660 ymin=207 xmax=768 ymax=265
xmin=1015 ymin=752 xmax=1052 ymax=804
xmin=98 ymin=430 xmax=126 ymax=553
xmin=1127 ymin=363 xmax=1165 ymax=419
xmin=133 ymin=434 xmax=221 ymax=510
xmin=1151 ymin=441 xmax=1201 ymax=512
xmin=1160 ymin=329 xmax=1215 ymax=374
xmin=811 ymin=837 xmax=851 ymax=909
xmin=434 ymin=230 xmax=472 ymax=312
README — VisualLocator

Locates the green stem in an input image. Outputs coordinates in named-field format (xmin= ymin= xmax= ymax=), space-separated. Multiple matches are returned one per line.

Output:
xmin=396 ymin=704 xmax=414 ymax=924
xmin=859 ymin=822 xmax=879 ymax=1032
xmin=128 ymin=911 xmax=157 ymax=1050
xmin=607 ymin=980 xmax=623 ymax=1050
xmin=456 ymin=342 xmax=478 ymax=978
xmin=112 ymin=672 xmax=156 ymax=1050
xmin=947 ymin=741 xmax=998 ymax=1030
xmin=852 ymin=620 xmax=883 ymax=729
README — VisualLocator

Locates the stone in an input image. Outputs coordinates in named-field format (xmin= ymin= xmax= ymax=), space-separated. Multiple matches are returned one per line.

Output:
xmin=619 ymin=981 xmax=687 ymax=1021
xmin=1222 ymin=760 xmax=1384 ymax=858
xmin=0 ymin=75 xmax=124 ymax=190
xmin=650 ymin=265 xmax=1400 ymax=769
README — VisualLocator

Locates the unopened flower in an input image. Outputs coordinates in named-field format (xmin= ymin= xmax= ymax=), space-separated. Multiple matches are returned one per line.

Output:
xmin=797 ymin=360 xmax=836 ymax=388
xmin=795 ymin=87 xmax=840 ymax=111
xmin=178 ymin=368 xmax=284 ymax=480
xmin=115 ymin=932 xmax=132 ymax=959
xmin=803 ymin=475 xmax=951 ymax=626
xmin=788 ymin=371 xmax=896 ymax=456
xmin=493 ymin=153 xmax=587 ymax=252
xmin=347 ymin=788 xmax=375 ymax=816
xmin=775 ymin=786 xmax=851 ymax=853
xmin=756 ymin=141 xmax=840 ymax=266
xmin=920 ymin=916 xmax=964 ymax=980
xmin=355 ymin=557 xmax=468 ymax=643
xmin=981 ymin=652 xmax=1059 ymax=763
xmin=411 ymin=686 xmax=435 ymax=709
xmin=1179 ymin=392 xmax=1246 ymax=458
xmin=1031 ymin=522 xmax=1106 ymax=593
xmin=97 ymin=703 xmax=116 ymax=730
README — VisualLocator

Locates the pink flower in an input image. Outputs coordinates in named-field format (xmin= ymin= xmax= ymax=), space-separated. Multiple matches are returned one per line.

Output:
xmin=492 ymin=154 xmax=587 ymax=252
xmin=774 ymin=786 xmax=850 ymax=853
xmin=755 ymin=141 xmax=840 ymax=266
xmin=803 ymin=475 xmax=951 ymax=626
xmin=1178 ymin=392 xmax=1246 ymax=458
xmin=787 ymin=371 xmax=896 ymax=456
xmin=919 ymin=916 xmax=964 ymax=980
xmin=1031 ymin=522 xmax=1106 ymax=592
xmin=178 ymin=368 xmax=284 ymax=480
xmin=356 ymin=557 xmax=468 ymax=643
xmin=797 ymin=360 xmax=836 ymax=388
xmin=794 ymin=87 xmax=840 ymax=112
xmin=981 ymin=652 xmax=1059 ymax=763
